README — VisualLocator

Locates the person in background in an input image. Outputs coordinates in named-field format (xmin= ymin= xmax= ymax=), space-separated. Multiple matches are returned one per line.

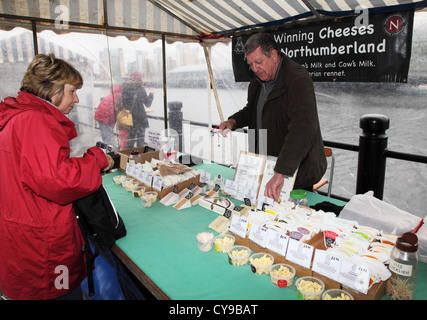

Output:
xmin=114 ymin=93 xmax=130 ymax=150
xmin=0 ymin=53 xmax=114 ymax=300
xmin=218 ymin=33 xmax=326 ymax=201
xmin=122 ymin=71 xmax=154 ymax=149
xmin=94 ymin=85 xmax=122 ymax=148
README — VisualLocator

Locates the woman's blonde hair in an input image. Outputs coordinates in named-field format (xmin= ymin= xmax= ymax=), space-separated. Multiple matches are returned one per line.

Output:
xmin=20 ymin=53 xmax=83 ymax=105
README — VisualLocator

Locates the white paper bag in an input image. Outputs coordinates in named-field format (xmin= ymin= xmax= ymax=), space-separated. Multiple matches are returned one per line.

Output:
xmin=339 ymin=191 xmax=423 ymax=235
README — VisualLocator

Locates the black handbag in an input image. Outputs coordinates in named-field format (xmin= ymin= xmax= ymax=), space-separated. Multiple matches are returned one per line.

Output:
xmin=73 ymin=185 xmax=127 ymax=296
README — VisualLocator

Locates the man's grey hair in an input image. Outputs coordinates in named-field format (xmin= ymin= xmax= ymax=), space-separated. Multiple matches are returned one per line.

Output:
xmin=243 ymin=33 xmax=278 ymax=58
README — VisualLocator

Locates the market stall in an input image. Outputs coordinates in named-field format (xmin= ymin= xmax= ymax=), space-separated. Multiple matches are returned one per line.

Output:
xmin=103 ymin=156 xmax=426 ymax=300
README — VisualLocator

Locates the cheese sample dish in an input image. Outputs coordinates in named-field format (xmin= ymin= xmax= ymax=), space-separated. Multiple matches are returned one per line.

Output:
xmin=214 ymin=235 xmax=235 ymax=253
xmin=269 ymin=264 xmax=296 ymax=288
xmin=227 ymin=245 xmax=251 ymax=266
xmin=249 ymin=253 xmax=274 ymax=275
xmin=196 ymin=232 xmax=214 ymax=252
xmin=131 ymin=185 xmax=146 ymax=197
xmin=322 ymin=289 xmax=354 ymax=300
xmin=113 ymin=175 xmax=127 ymax=185
xmin=296 ymin=277 xmax=325 ymax=300
xmin=141 ymin=191 xmax=158 ymax=207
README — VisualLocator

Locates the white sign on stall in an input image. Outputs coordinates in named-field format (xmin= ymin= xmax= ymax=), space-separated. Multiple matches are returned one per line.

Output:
xmin=338 ymin=259 xmax=371 ymax=294
xmin=312 ymin=249 xmax=342 ymax=282
xmin=152 ymin=176 xmax=163 ymax=191
xmin=285 ymin=238 xmax=315 ymax=269
xmin=224 ymin=179 xmax=238 ymax=198
xmin=229 ymin=214 xmax=249 ymax=239
xmin=265 ymin=229 xmax=289 ymax=257
xmin=248 ymin=223 xmax=268 ymax=248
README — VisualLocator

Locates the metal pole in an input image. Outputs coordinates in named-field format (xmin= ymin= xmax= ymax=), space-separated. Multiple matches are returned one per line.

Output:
xmin=162 ymin=35 xmax=168 ymax=132
xmin=356 ymin=114 xmax=389 ymax=199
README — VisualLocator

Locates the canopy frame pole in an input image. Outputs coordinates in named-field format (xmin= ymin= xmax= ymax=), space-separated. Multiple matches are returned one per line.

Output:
xmin=205 ymin=46 xmax=213 ymax=162
xmin=202 ymin=43 xmax=233 ymax=166
xmin=202 ymin=44 xmax=224 ymax=123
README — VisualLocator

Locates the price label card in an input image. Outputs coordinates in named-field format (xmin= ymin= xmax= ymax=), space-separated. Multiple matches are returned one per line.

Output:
xmin=126 ymin=162 xmax=136 ymax=177
xmin=285 ymin=238 xmax=314 ymax=269
xmin=142 ymin=172 xmax=153 ymax=187
xmin=256 ymin=194 xmax=274 ymax=211
xmin=134 ymin=170 xmax=142 ymax=183
xmin=229 ymin=215 xmax=249 ymax=239
xmin=265 ymin=229 xmax=289 ymax=256
xmin=152 ymin=176 xmax=163 ymax=191
xmin=224 ymin=179 xmax=238 ymax=198
xmin=338 ymin=259 xmax=371 ymax=294
xmin=199 ymin=170 xmax=211 ymax=183
xmin=248 ymin=223 xmax=268 ymax=248
xmin=312 ymin=249 xmax=342 ymax=282
xmin=241 ymin=188 xmax=257 ymax=206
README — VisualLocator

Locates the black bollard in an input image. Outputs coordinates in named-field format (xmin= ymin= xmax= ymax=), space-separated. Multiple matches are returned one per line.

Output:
xmin=356 ymin=114 xmax=389 ymax=199
xmin=168 ymin=101 xmax=183 ymax=151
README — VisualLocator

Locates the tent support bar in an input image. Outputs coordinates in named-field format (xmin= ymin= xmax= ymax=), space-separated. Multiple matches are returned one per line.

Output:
xmin=302 ymin=0 xmax=322 ymax=19
xmin=0 ymin=13 xmax=200 ymax=42
xmin=31 ymin=20 xmax=38 ymax=55
xmin=162 ymin=35 xmax=168 ymax=133
xmin=202 ymin=44 xmax=224 ymax=123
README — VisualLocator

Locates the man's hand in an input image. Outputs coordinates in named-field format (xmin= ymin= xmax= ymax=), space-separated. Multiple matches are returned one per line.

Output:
xmin=218 ymin=119 xmax=236 ymax=137
xmin=264 ymin=172 xmax=284 ymax=201
xmin=102 ymin=154 xmax=115 ymax=173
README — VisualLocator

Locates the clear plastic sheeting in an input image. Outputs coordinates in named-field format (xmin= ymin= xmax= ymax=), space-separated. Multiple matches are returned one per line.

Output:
xmin=0 ymin=12 xmax=426 ymax=220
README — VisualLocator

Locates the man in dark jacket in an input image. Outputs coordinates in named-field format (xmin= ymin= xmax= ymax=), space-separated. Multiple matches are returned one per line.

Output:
xmin=219 ymin=33 xmax=326 ymax=201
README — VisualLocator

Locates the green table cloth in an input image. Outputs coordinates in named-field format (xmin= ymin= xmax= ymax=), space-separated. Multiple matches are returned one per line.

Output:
xmin=103 ymin=161 xmax=427 ymax=300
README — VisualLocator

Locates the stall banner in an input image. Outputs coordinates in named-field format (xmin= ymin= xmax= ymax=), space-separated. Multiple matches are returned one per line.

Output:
xmin=232 ymin=10 xmax=414 ymax=83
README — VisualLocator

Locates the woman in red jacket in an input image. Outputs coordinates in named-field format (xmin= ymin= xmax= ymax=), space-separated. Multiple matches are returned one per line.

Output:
xmin=0 ymin=54 xmax=114 ymax=300
xmin=94 ymin=85 xmax=122 ymax=147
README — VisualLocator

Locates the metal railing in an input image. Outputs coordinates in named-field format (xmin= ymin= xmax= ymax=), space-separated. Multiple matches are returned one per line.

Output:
xmin=150 ymin=111 xmax=427 ymax=203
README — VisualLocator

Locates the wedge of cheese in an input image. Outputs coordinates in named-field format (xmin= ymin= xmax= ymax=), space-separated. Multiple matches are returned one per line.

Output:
xmin=199 ymin=197 xmax=235 ymax=215
xmin=173 ymin=197 xmax=191 ymax=210
xmin=160 ymin=192 xmax=179 ymax=206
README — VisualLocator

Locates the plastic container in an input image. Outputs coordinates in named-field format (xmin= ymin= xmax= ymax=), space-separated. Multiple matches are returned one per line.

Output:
xmin=113 ymin=175 xmax=126 ymax=185
xmin=214 ymin=234 xmax=235 ymax=253
xmin=141 ymin=191 xmax=158 ymax=208
xmin=227 ymin=245 xmax=251 ymax=266
xmin=386 ymin=232 xmax=420 ymax=300
xmin=196 ymin=232 xmax=214 ymax=252
xmin=126 ymin=181 xmax=139 ymax=192
xmin=249 ymin=253 xmax=274 ymax=275
xmin=295 ymin=276 xmax=325 ymax=300
xmin=322 ymin=289 xmax=354 ymax=300
xmin=289 ymin=189 xmax=308 ymax=206
xmin=121 ymin=177 xmax=134 ymax=188
xmin=131 ymin=185 xmax=146 ymax=197
xmin=269 ymin=263 xmax=296 ymax=288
